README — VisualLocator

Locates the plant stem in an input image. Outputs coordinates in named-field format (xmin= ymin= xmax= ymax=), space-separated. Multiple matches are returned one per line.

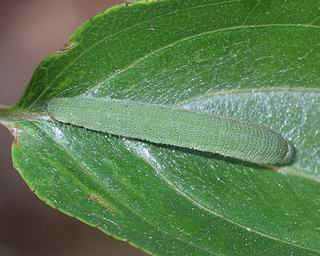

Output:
xmin=0 ymin=105 xmax=11 ymax=123
xmin=0 ymin=105 xmax=45 ymax=126
xmin=0 ymin=105 xmax=23 ymax=125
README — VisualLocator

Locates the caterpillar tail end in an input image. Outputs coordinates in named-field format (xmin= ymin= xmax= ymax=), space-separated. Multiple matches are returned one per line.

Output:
xmin=278 ymin=141 xmax=295 ymax=165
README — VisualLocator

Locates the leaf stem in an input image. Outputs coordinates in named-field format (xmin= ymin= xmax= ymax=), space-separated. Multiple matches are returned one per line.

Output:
xmin=0 ymin=105 xmax=13 ymax=124
xmin=0 ymin=105 xmax=31 ymax=125
xmin=0 ymin=105 xmax=47 ymax=126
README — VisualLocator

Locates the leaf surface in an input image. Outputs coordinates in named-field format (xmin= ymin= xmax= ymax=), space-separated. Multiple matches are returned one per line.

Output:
xmin=2 ymin=0 xmax=320 ymax=255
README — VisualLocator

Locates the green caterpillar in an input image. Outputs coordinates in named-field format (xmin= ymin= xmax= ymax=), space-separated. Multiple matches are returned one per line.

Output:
xmin=47 ymin=97 xmax=294 ymax=165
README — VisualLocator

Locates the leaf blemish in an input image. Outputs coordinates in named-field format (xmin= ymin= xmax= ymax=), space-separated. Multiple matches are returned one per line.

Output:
xmin=59 ymin=42 xmax=74 ymax=53
xmin=88 ymin=193 xmax=117 ymax=213
xmin=88 ymin=193 xmax=104 ymax=203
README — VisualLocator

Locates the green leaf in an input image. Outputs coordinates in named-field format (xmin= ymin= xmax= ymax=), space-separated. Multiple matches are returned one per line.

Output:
xmin=1 ymin=0 xmax=320 ymax=255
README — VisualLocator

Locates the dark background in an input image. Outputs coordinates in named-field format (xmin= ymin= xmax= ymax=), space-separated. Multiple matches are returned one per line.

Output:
xmin=0 ymin=1 xmax=146 ymax=255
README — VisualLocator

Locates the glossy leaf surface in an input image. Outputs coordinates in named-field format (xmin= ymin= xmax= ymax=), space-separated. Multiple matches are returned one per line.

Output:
xmin=1 ymin=0 xmax=320 ymax=255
